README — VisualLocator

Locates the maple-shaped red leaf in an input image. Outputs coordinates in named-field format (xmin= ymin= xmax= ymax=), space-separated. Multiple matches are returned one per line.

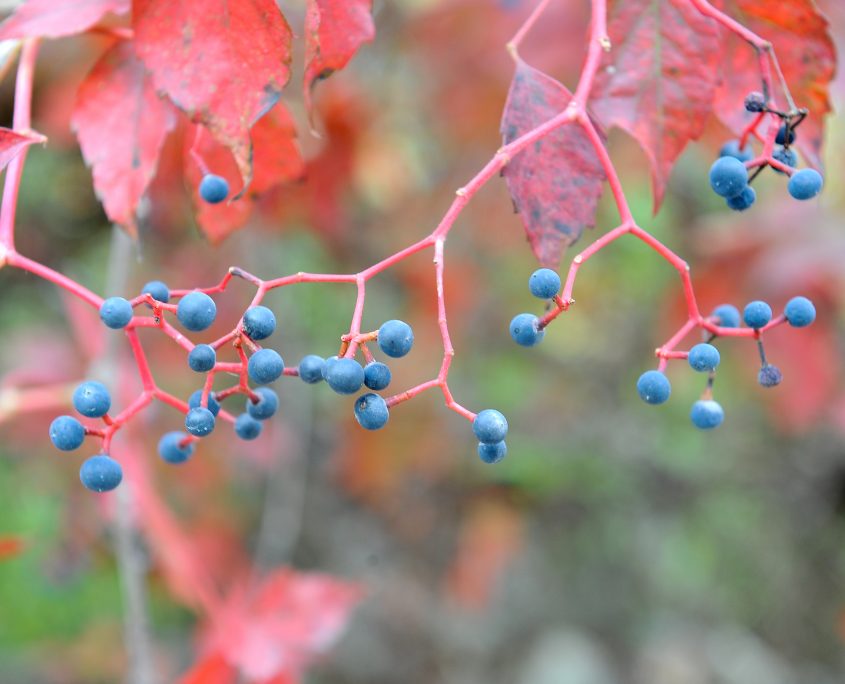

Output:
xmin=304 ymin=0 xmax=375 ymax=114
xmin=501 ymin=59 xmax=606 ymax=268
xmin=713 ymin=0 xmax=835 ymax=170
xmin=71 ymin=41 xmax=176 ymax=237
xmin=0 ymin=0 xmax=128 ymax=40
xmin=133 ymin=0 xmax=293 ymax=189
xmin=589 ymin=0 xmax=721 ymax=208
xmin=0 ymin=127 xmax=45 ymax=172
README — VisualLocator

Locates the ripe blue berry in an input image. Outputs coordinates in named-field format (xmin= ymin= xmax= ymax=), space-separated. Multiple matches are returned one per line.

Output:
xmin=246 ymin=387 xmax=278 ymax=420
xmin=247 ymin=349 xmax=284 ymax=384
xmin=325 ymin=357 xmax=365 ymax=395
xmin=199 ymin=174 xmax=229 ymax=204
xmin=712 ymin=304 xmax=740 ymax=328
xmin=79 ymin=454 xmax=123 ymax=492
xmin=235 ymin=413 xmax=262 ymax=440
xmin=99 ymin=296 xmax=133 ymax=329
xmin=709 ymin=156 xmax=748 ymax=198
xmin=472 ymin=409 xmax=508 ymax=444
xmin=188 ymin=344 xmax=216 ymax=372
xmin=242 ymin=306 xmax=276 ymax=340
xmin=775 ymin=124 xmax=796 ymax=145
xmin=299 ymin=355 xmax=326 ymax=384
xmin=185 ymin=407 xmax=215 ymax=437
xmin=528 ymin=268 xmax=561 ymax=299
xmin=188 ymin=390 xmax=220 ymax=416
xmin=73 ymin=381 xmax=111 ymax=417
xmin=744 ymin=92 xmax=766 ymax=113
xmin=141 ymin=280 xmax=170 ymax=303
xmin=772 ymin=147 xmax=797 ymax=174
xmin=637 ymin=370 xmax=671 ymax=405
xmin=688 ymin=343 xmax=720 ymax=373
xmin=784 ymin=296 xmax=816 ymax=327
xmin=788 ymin=169 xmax=823 ymax=200
xmin=726 ymin=185 xmax=756 ymax=211
xmin=354 ymin=393 xmax=389 ymax=430
xmin=378 ymin=320 xmax=414 ymax=358
xmin=477 ymin=441 xmax=507 ymax=464
xmin=177 ymin=291 xmax=217 ymax=332
xmin=719 ymin=140 xmax=754 ymax=163
xmin=743 ymin=300 xmax=772 ymax=329
xmin=510 ymin=313 xmax=544 ymax=347
xmin=690 ymin=399 xmax=724 ymax=430
xmin=758 ymin=364 xmax=783 ymax=388
xmin=158 ymin=431 xmax=195 ymax=464
xmin=364 ymin=362 xmax=391 ymax=391
xmin=49 ymin=415 xmax=85 ymax=451
xmin=322 ymin=355 xmax=339 ymax=379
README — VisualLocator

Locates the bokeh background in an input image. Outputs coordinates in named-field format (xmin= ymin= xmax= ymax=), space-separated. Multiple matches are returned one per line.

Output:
xmin=1 ymin=0 xmax=844 ymax=682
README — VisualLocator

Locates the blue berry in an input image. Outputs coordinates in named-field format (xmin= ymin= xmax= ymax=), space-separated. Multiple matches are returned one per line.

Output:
xmin=719 ymin=140 xmax=754 ymax=163
xmin=79 ymin=454 xmax=123 ymax=492
xmin=784 ymin=296 xmax=816 ymax=327
xmin=73 ymin=381 xmax=111 ymax=417
xmin=688 ymin=343 xmax=721 ymax=373
xmin=157 ymin=431 xmax=195 ymax=464
xmin=322 ymin=356 xmax=339 ymax=379
xmin=141 ymin=280 xmax=169 ymax=303
xmin=528 ymin=268 xmax=561 ymax=299
xmin=477 ymin=441 xmax=507 ymax=464
xmin=775 ymin=124 xmax=796 ymax=145
xmin=188 ymin=344 xmax=216 ymax=372
xmin=99 ymin=296 xmax=133 ymax=329
xmin=247 ymin=349 xmax=284 ymax=384
xmin=772 ymin=147 xmax=797 ymax=174
xmin=354 ymin=393 xmax=389 ymax=430
xmin=378 ymin=320 xmax=414 ymax=358
xmin=234 ymin=413 xmax=262 ymax=440
xmin=637 ymin=370 xmax=671 ymax=405
xmin=199 ymin=174 xmax=229 ymax=204
xmin=510 ymin=313 xmax=544 ymax=347
xmin=788 ymin=169 xmax=823 ymax=200
xmin=188 ymin=390 xmax=220 ymax=416
xmin=744 ymin=92 xmax=766 ymax=113
xmin=364 ymin=362 xmax=391 ymax=391
xmin=712 ymin=304 xmax=740 ymax=328
xmin=709 ymin=157 xmax=748 ymax=198
xmin=473 ymin=409 xmax=508 ymax=444
xmin=743 ymin=300 xmax=772 ymax=329
xmin=49 ymin=415 xmax=85 ymax=451
xmin=177 ymin=291 xmax=217 ymax=332
xmin=758 ymin=364 xmax=783 ymax=388
xmin=726 ymin=185 xmax=756 ymax=211
xmin=246 ymin=387 xmax=278 ymax=420
xmin=185 ymin=407 xmax=215 ymax=437
xmin=242 ymin=306 xmax=276 ymax=340
xmin=299 ymin=355 xmax=326 ymax=384
xmin=690 ymin=399 xmax=724 ymax=430
xmin=325 ymin=357 xmax=364 ymax=395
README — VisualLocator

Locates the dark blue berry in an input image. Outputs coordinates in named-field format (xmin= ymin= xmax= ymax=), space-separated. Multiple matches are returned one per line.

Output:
xmin=473 ymin=409 xmax=508 ymax=444
xmin=510 ymin=313 xmax=544 ymax=347
xmin=726 ymin=185 xmax=756 ymax=211
xmin=719 ymin=140 xmax=753 ymax=163
xmin=299 ymin=355 xmax=326 ymax=384
xmin=141 ymin=280 xmax=170 ymax=303
xmin=477 ymin=441 xmax=507 ymax=464
xmin=354 ymin=393 xmax=389 ymax=430
xmin=325 ymin=357 xmax=364 ymax=395
xmin=242 ymin=306 xmax=276 ymax=340
xmin=528 ymin=268 xmax=561 ymax=299
xmin=709 ymin=156 xmax=748 ymax=198
xmin=378 ymin=320 xmax=414 ymax=358
xmin=744 ymin=92 xmax=766 ymax=113
xmin=199 ymin=174 xmax=229 ymax=204
xmin=690 ymin=399 xmax=724 ymax=430
xmin=188 ymin=390 xmax=220 ymax=416
xmin=246 ymin=387 xmax=278 ymax=420
xmin=743 ymin=300 xmax=772 ymax=329
xmin=234 ymin=413 xmax=262 ymax=440
xmin=73 ymin=381 xmax=111 ymax=417
xmin=99 ymin=296 xmax=133 ymax=329
xmin=637 ymin=370 xmax=671 ymax=405
xmin=758 ymin=364 xmax=783 ymax=388
xmin=712 ymin=304 xmax=740 ymax=328
xmin=688 ymin=343 xmax=720 ymax=372
xmin=158 ymin=431 xmax=195 ymax=464
xmin=784 ymin=296 xmax=816 ymax=327
xmin=79 ymin=454 xmax=123 ymax=492
xmin=49 ymin=415 xmax=85 ymax=451
xmin=788 ymin=169 xmax=823 ymax=200
xmin=771 ymin=147 xmax=797 ymax=174
xmin=177 ymin=291 xmax=217 ymax=332
xmin=775 ymin=124 xmax=796 ymax=145
xmin=247 ymin=349 xmax=284 ymax=384
xmin=185 ymin=407 xmax=215 ymax=437
xmin=188 ymin=344 xmax=216 ymax=372
xmin=364 ymin=362 xmax=391 ymax=391
xmin=322 ymin=356 xmax=339 ymax=379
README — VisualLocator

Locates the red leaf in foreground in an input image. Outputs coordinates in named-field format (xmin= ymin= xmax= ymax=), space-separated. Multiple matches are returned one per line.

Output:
xmin=133 ymin=0 xmax=293 ymax=189
xmin=501 ymin=59 xmax=605 ymax=268
xmin=304 ymin=0 xmax=375 ymax=114
xmin=0 ymin=536 xmax=24 ymax=561
xmin=590 ymin=0 xmax=720 ymax=208
xmin=0 ymin=0 xmax=128 ymax=40
xmin=0 ymin=127 xmax=45 ymax=172
xmin=71 ymin=41 xmax=176 ymax=236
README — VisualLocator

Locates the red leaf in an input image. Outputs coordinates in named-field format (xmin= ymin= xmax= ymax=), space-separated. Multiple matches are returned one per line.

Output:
xmin=0 ymin=127 xmax=45 ymax=172
xmin=304 ymin=0 xmax=375 ymax=114
xmin=590 ymin=0 xmax=721 ymax=208
xmin=0 ymin=536 xmax=24 ymax=561
xmin=180 ymin=654 xmax=235 ymax=684
xmin=714 ymin=0 xmax=835 ymax=170
xmin=501 ymin=59 xmax=606 ymax=268
xmin=0 ymin=0 xmax=129 ymax=40
xmin=133 ymin=0 xmax=293 ymax=188
xmin=71 ymin=41 xmax=176 ymax=236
